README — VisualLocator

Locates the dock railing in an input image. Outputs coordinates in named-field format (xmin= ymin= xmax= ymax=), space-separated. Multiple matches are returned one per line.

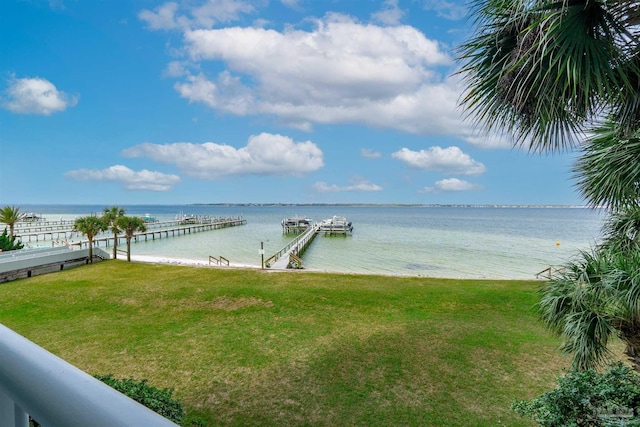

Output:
xmin=535 ymin=266 xmax=566 ymax=279
xmin=209 ymin=255 xmax=230 ymax=266
xmin=0 ymin=323 xmax=179 ymax=427
xmin=265 ymin=223 xmax=320 ymax=269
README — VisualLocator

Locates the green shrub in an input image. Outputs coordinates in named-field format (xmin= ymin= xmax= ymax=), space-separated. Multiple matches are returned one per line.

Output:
xmin=30 ymin=375 xmax=205 ymax=426
xmin=94 ymin=374 xmax=185 ymax=424
xmin=0 ymin=227 xmax=23 ymax=251
xmin=512 ymin=362 xmax=640 ymax=426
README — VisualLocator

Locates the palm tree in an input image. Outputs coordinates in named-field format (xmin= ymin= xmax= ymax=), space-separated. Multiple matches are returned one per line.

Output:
xmin=460 ymin=1 xmax=640 ymax=371
xmin=73 ymin=216 xmax=107 ymax=263
xmin=574 ymin=120 xmax=640 ymax=211
xmin=116 ymin=216 xmax=147 ymax=262
xmin=540 ymin=245 xmax=640 ymax=371
xmin=103 ymin=206 xmax=125 ymax=259
xmin=540 ymin=206 xmax=640 ymax=371
xmin=458 ymin=0 xmax=640 ymax=209
xmin=0 ymin=205 xmax=26 ymax=239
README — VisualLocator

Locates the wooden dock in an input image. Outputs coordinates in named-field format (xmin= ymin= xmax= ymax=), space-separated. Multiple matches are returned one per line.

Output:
xmin=11 ymin=217 xmax=246 ymax=249
xmin=265 ymin=223 xmax=321 ymax=269
xmin=69 ymin=217 xmax=246 ymax=249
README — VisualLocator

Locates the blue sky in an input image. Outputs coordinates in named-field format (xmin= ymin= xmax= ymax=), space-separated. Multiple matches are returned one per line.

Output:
xmin=1 ymin=0 xmax=581 ymax=205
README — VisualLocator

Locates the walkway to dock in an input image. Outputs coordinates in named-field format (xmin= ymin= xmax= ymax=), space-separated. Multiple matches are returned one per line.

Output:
xmin=11 ymin=217 xmax=246 ymax=249
xmin=70 ymin=217 xmax=246 ymax=249
xmin=265 ymin=223 xmax=320 ymax=270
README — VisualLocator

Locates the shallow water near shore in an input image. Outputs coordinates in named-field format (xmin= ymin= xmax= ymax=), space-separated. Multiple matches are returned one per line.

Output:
xmin=16 ymin=204 xmax=605 ymax=279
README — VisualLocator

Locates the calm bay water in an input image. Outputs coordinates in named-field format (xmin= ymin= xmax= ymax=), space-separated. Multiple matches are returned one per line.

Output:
xmin=18 ymin=204 xmax=605 ymax=279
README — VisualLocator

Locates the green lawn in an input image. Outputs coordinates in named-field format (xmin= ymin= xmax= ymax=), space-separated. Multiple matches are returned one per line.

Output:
xmin=0 ymin=261 xmax=568 ymax=426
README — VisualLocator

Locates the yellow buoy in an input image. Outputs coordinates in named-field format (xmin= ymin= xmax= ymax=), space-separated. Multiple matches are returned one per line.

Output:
xmin=555 ymin=241 xmax=560 ymax=246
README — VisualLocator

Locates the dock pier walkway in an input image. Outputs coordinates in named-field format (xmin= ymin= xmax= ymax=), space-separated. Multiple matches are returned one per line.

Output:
xmin=265 ymin=223 xmax=321 ymax=270
xmin=12 ymin=217 xmax=246 ymax=249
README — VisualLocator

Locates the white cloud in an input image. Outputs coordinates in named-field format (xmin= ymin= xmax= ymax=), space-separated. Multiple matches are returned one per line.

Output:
xmin=2 ymin=76 xmax=78 ymax=115
xmin=313 ymin=177 xmax=383 ymax=193
xmin=141 ymin=4 xmax=510 ymax=147
xmin=372 ymin=0 xmax=405 ymax=25
xmin=191 ymin=0 xmax=254 ymax=28
xmin=174 ymin=71 xmax=253 ymax=115
xmin=164 ymin=61 xmax=191 ymax=78
xmin=65 ymin=165 xmax=181 ymax=191
xmin=122 ymin=132 xmax=324 ymax=179
xmin=422 ymin=0 xmax=467 ymax=20
xmin=170 ymin=14 xmax=479 ymax=138
xmin=421 ymin=178 xmax=483 ymax=193
xmin=138 ymin=2 xmax=182 ymax=30
xmin=139 ymin=0 xmax=253 ymax=30
xmin=360 ymin=148 xmax=382 ymax=159
xmin=392 ymin=146 xmax=486 ymax=175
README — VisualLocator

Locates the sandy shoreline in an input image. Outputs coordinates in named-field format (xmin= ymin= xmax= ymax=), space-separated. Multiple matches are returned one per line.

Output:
xmin=123 ymin=254 xmax=476 ymax=279
xmin=127 ymin=254 xmax=262 ymax=270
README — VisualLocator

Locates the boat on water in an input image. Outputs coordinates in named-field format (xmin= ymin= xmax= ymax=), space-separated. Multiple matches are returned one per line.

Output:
xmin=318 ymin=216 xmax=353 ymax=235
xmin=141 ymin=214 xmax=157 ymax=223
xmin=175 ymin=212 xmax=198 ymax=224
xmin=21 ymin=213 xmax=44 ymax=222
xmin=281 ymin=216 xmax=313 ymax=234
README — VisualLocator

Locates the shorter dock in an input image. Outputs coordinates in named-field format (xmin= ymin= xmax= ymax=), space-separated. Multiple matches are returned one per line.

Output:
xmin=266 ymin=223 xmax=320 ymax=269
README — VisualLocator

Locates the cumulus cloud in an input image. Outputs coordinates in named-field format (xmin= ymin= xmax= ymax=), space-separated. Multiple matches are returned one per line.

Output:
xmin=313 ymin=177 xmax=383 ymax=193
xmin=140 ymin=3 xmax=510 ymax=147
xmin=138 ymin=2 xmax=182 ymax=30
xmin=360 ymin=148 xmax=382 ymax=159
xmin=372 ymin=0 xmax=405 ymax=25
xmin=392 ymin=146 xmax=486 ymax=176
xmin=122 ymin=132 xmax=323 ymax=179
xmin=421 ymin=178 xmax=483 ymax=193
xmin=169 ymin=14 xmax=488 ymax=140
xmin=174 ymin=71 xmax=253 ymax=115
xmin=2 ymin=76 xmax=78 ymax=115
xmin=139 ymin=0 xmax=254 ymax=30
xmin=65 ymin=165 xmax=181 ymax=191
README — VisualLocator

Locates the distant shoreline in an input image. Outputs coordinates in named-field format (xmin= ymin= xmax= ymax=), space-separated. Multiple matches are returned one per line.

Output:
xmin=15 ymin=203 xmax=599 ymax=209
xmin=189 ymin=203 xmax=598 ymax=208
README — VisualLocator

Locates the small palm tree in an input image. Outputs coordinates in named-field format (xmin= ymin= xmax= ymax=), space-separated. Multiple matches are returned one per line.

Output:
xmin=540 ymin=207 xmax=640 ymax=372
xmin=116 ymin=216 xmax=147 ymax=262
xmin=103 ymin=206 xmax=125 ymax=259
xmin=0 ymin=205 xmax=26 ymax=239
xmin=73 ymin=216 xmax=107 ymax=263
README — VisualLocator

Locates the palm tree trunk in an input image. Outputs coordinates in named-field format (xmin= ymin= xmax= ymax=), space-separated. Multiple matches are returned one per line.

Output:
xmin=88 ymin=238 xmax=93 ymax=263
xmin=126 ymin=238 xmax=131 ymax=262
xmin=620 ymin=323 xmax=640 ymax=372
xmin=113 ymin=233 xmax=118 ymax=259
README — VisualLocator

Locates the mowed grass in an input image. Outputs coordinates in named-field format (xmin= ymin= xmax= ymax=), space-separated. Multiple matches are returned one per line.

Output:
xmin=0 ymin=261 xmax=568 ymax=426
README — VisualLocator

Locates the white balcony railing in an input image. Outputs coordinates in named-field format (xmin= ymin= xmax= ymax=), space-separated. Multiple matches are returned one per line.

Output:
xmin=0 ymin=323 xmax=179 ymax=427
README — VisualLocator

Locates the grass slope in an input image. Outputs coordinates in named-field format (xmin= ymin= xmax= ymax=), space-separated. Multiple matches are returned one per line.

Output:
xmin=0 ymin=261 xmax=567 ymax=426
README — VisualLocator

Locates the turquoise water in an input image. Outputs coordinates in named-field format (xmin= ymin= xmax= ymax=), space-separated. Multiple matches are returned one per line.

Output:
xmin=17 ymin=205 xmax=605 ymax=279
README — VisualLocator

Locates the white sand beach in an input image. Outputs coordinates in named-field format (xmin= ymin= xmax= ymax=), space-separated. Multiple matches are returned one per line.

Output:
xmin=127 ymin=254 xmax=261 ymax=270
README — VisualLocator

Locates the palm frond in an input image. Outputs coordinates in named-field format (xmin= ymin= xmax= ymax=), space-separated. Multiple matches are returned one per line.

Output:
xmin=574 ymin=120 xmax=640 ymax=210
xmin=539 ymin=248 xmax=618 ymax=369
xmin=458 ymin=0 xmax=636 ymax=152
